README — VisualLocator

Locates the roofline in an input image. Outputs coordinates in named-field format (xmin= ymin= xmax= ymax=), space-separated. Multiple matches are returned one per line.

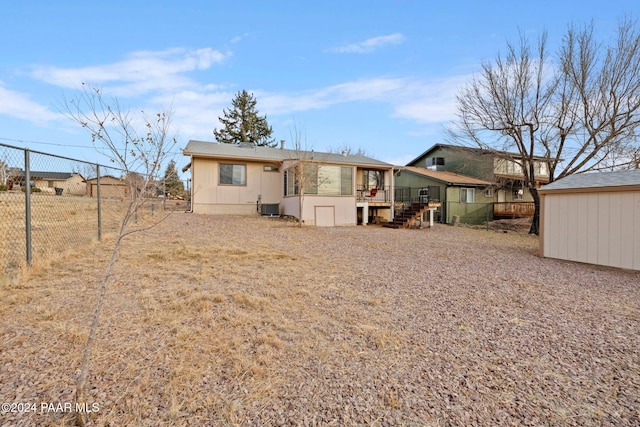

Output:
xmin=407 ymin=143 xmax=549 ymax=165
xmin=396 ymin=166 xmax=491 ymax=186
xmin=538 ymin=184 xmax=640 ymax=195
xmin=183 ymin=141 xmax=393 ymax=169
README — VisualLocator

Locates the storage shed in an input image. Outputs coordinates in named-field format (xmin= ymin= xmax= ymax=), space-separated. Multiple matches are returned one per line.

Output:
xmin=539 ymin=169 xmax=640 ymax=271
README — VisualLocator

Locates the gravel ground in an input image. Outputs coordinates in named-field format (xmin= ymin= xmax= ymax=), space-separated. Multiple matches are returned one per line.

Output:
xmin=1 ymin=213 xmax=639 ymax=426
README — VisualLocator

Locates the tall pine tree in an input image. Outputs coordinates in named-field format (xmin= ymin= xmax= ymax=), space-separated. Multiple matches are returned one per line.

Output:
xmin=163 ymin=160 xmax=184 ymax=196
xmin=214 ymin=90 xmax=275 ymax=147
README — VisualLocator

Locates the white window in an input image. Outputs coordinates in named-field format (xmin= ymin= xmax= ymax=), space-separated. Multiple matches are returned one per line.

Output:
xmin=460 ymin=188 xmax=475 ymax=203
xmin=484 ymin=188 xmax=494 ymax=198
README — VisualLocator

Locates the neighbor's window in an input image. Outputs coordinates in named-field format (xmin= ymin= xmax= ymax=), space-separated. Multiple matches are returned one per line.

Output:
xmin=513 ymin=189 xmax=524 ymax=200
xmin=219 ymin=164 xmax=246 ymax=185
xmin=460 ymin=188 xmax=475 ymax=203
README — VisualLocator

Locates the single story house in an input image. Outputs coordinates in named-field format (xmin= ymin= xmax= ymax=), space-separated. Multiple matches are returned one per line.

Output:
xmin=12 ymin=171 xmax=86 ymax=195
xmin=539 ymin=169 xmax=640 ymax=271
xmin=394 ymin=166 xmax=494 ymax=224
xmin=85 ymin=175 xmax=128 ymax=199
xmin=182 ymin=140 xmax=395 ymax=226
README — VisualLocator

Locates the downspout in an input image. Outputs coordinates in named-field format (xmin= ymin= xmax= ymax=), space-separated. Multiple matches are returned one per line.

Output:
xmin=389 ymin=167 xmax=395 ymax=221
xmin=444 ymin=184 xmax=453 ymax=224
xmin=189 ymin=156 xmax=194 ymax=212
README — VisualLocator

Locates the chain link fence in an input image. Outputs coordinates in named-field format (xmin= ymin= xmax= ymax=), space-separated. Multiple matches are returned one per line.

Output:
xmin=0 ymin=142 xmax=187 ymax=281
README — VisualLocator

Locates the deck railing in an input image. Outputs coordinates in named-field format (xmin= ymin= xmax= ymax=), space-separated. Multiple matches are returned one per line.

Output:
xmin=493 ymin=201 xmax=535 ymax=218
xmin=356 ymin=185 xmax=391 ymax=202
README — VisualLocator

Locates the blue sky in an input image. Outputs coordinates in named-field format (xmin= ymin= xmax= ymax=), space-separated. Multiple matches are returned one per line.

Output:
xmin=0 ymin=1 xmax=637 ymax=174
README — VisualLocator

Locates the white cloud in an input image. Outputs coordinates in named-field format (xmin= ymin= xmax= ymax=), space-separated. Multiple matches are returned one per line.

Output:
xmin=30 ymin=48 xmax=229 ymax=97
xmin=327 ymin=33 xmax=406 ymax=54
xmin=256 ymin=75 xmax=469 ymax=126
xmin=391 ymin=75 xmax=470 ymax=123
xmin=259 ymin=78 xmax=407 ymax=114
xmin=153 ymin=74 xmax=470 ymax=143
xmin=0 ymin=84 xmax=60 ymax=123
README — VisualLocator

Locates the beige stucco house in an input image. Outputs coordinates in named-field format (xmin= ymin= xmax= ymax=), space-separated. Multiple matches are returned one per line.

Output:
xmin=539 ymin=169 xmax=640 ymax=271
xmin=182 ymin=140 xmax=394 ymax=226
xmin=85 ymin=175 xmax=128 ymax=199
xmin=14 ymin=171 xmax=86 ymax=195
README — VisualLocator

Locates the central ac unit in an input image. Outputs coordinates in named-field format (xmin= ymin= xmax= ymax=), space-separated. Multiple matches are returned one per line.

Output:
xmin=261 ymin=203 xmax=279 ymax=216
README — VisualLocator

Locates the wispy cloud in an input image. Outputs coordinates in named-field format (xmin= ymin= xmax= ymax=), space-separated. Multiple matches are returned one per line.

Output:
xmin=160 ymin=74 xmax=468 ymax=142
xmin=255 ymin=75 xmax=467 ymax=125
xmin=230 ymin=33 xmax=250 ymax=44
xmin=391 ymin=75 xmax=469 ymax=123
xmin=30 ymin=48 xmax=229 ymax=97
xmin=0 ymin=83 xmax=60 ymax=123
xmin=327 ymin=33 xmax=406 ymax=54
xmin=259 ymin=78 xmax=407 ymax=114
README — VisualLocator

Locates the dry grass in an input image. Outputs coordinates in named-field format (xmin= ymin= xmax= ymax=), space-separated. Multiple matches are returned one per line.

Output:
xmin=0 ymin=214 xmax=638 ymax=426
xmin=0 ymin=192 xmax=182 ymax=280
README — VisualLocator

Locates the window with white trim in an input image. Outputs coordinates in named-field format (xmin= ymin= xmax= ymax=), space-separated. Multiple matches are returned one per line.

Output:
xmin=460 ymin=187 xmax=475 ymax=203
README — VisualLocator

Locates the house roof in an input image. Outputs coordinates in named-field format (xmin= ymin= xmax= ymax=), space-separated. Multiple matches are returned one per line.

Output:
xmin=85 ymin=175 xmax=125 ymax=183
xmin=15 ymin=171 xmax=82 ymax=180
xmin=183 ymin=140 xmax=393 ymax=169
xmin=407 ymin=143 xmax=548 ymax=166
xmin=399 ymin=166 xmax=492 ymax=186
xmin=539 ymin=169 xmax=640 ymax=193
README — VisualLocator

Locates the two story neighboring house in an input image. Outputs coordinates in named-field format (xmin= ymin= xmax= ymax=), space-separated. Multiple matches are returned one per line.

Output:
xmin=404 ymin=144 xmax=550 ymax=222
xmin=182 ymin=140 xmax=394 ymax=226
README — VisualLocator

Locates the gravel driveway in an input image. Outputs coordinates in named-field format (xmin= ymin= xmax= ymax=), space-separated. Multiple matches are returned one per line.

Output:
xmin=1 ymin=213 xmax=638 ymax=426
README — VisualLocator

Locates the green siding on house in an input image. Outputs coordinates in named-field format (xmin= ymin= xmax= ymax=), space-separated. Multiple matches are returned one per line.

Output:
xmin=445 ymin=186 xmax=494 ymax=224
xmin=395 ymin=167 xmax=494 ymax=225
xmin=413 ymin=145 xmax=494 ymax=181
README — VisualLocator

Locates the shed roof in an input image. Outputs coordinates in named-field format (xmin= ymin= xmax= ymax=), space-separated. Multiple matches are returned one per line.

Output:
xmin=399 ymin=166 xmax=492 ymax=186
xmin=540 ymin=169 xmax=640 ymax=193
xmin=183 ymin=140 xmax=392 ymax=168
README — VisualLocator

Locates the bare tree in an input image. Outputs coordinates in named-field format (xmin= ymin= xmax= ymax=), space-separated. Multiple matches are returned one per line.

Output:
xmin=451 ymin=18 xmax=640 ymax=234
xmin=0 ymin=159 xmax=8 ymax=186
xmin=60 ymin=84 xmax=177 ymax=426
xmin=285 ymin=123 xmax=314 ymax=227
xmin=327 ymin=144 xmax=370 ymax=157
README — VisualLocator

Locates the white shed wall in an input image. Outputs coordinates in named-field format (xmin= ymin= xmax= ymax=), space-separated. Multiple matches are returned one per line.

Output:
xmin=542 ymin=191 xmax=640 ymax=270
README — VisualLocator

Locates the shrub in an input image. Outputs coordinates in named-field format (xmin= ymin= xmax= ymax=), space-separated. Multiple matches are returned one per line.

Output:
xmin=0 ymin=184 xmax=7 ymax=191
xmin=20 ymin=187 xmax=42 ymax=193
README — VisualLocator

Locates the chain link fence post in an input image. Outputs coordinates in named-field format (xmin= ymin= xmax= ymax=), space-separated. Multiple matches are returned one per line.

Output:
xmin=24 ymin=149 xmax=32 ymax=265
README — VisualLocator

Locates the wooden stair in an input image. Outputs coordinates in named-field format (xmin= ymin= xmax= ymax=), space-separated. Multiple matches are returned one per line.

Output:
xmin=384 ymin=202 xmax=432 ymax=229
